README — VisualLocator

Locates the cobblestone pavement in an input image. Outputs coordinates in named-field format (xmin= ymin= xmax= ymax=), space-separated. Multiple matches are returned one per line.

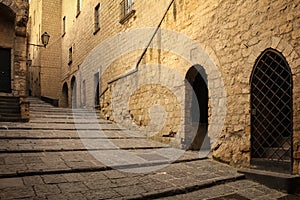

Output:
xmin=0 ymin=98 xmax=298 ymax=199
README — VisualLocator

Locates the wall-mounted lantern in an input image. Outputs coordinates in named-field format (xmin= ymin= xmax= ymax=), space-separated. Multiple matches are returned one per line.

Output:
xmin=28 ymin=32 xmax=50 ymax=48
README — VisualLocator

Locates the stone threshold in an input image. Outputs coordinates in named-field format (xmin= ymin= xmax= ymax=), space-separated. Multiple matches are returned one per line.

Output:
xmin=238 ymin=168 xmax=300 ymax=194
xmin=129 ymin=174 xmax=245 ymax=200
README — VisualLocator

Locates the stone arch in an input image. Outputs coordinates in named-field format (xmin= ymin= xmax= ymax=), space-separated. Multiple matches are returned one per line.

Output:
xmin=250 ymin=48 xmax=293 ymax=174
xmin=71 ymin=76 xmax=77 ymax=108
xmin=184 ymin=65 xmax=209 ymax=151
xmin=61 ymin=82 xmax=69 ymax=108
xmin=0 ymin=1 xmax=18 ymax=17
xmin=245 ymin=37 xmax=299 ymax=174
xmin=247 ymin=37 xmax=299 ymax=80
xmin=0 ymin=3 xmax=16 ymax=21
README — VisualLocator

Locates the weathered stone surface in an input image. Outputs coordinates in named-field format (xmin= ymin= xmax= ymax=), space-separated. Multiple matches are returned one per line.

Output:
xmin=27 ymin=0 xmax=300 ymax=174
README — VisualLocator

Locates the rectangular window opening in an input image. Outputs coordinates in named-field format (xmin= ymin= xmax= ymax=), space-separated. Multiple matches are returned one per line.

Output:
xmin=94 ymin=3 xmax=100 ymax=34
xmin=119 ymin=0 xmax=135 ymax=24
xmin=68 ymin=47 xmax=73 ymax=65
xmin=62 ymin=16 xmax=66 ymax=36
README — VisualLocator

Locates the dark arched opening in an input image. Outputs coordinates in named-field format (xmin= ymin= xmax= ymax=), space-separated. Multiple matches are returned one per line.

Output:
xmin=184 ymin=65 xmax=209 ymax=150
xmin=94 ymin=72 xmax=100 ymax=108
xmin=61 ymin=82 xmax=69 ymax=108
xmin=0 ymin=4 xmax=15 ymax=93
xmin=250 ymin=48 xmax=293 ymax=174
xmin=71 ymin=76 xmax=77 ymax=108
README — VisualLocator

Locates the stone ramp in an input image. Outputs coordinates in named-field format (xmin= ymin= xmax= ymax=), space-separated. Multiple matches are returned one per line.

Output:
xmin=0 ymin=97 xmax=293 ymax=199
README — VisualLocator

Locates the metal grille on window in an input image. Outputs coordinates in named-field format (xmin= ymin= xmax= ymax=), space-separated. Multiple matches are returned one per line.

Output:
xmin=250 ymin=49 xmax=293 ymax=173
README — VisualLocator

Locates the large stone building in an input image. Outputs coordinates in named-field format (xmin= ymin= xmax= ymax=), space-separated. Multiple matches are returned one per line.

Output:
xmin=28 ymin=0 xmax=300 ymax=175
xmin=0 ymin=0 xmax=30 ymax=121
xmin=27 ymin=0 xmax=62 ymax=105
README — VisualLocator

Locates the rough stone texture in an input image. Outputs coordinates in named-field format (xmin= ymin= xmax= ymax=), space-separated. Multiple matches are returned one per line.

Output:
xmin=28 ymin=0 xmax=300 ymax=174
xmin=27 ymin=0 xmax=62 ymax=102
xmin=0 ymin=0 xmax=29 ymax=119
xmin=1 ymin=98 xmax=299 ymax=199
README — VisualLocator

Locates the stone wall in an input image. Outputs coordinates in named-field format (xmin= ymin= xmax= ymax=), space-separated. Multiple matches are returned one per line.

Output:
xmin=35 ymin=0 xmax=300 ymax=174
xmin=28 ymin=0 xmax=62 ymax=103
xmin=0 ymin=0 xmax=29 ymax=121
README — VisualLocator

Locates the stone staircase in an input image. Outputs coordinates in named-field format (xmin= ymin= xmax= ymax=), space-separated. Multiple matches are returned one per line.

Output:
xmin=0 ymin=96 xmax=21 ymax=122
xmin=0 ymin=97 xmax=296 ymax=199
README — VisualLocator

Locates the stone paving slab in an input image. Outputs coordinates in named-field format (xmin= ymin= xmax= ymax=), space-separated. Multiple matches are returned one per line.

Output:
xmin=0 ymin=122 xmax=127 ymax=130
xmin=0 ymin=138 xmax=168 ymax=152
xmin=1 ymin=159 xmax=294 ymax=200
xmin=0 ymin=129 xmax=146 ymax=139
xmin=0 ymin=150 xmax=205 ymax=177
xmin=157 ymin=179 xmax=292 ymax=200
xmin=0 ymin=159 xmax=246 ymax=200
xmin=28 ymin=118 xmax=110 ymax=124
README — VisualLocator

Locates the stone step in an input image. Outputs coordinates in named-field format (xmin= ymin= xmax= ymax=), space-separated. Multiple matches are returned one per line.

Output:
xmin=0 ymin=157 xmax=246 ymax=200
xmin=0 ymin=138 xmax=168 ymax=152
xmin=0 ymin=96 xmax=19 ymax=103
xmin=28 ymin=118 xmax=111 ymax=124
xmin=0 ymin=96 xmax=22 ymax=122
xmin=0 ymin=107 xmax=21 ymax=113
xmin=238 ymin=168 xmax=300 ymax=194
xmin=0 ymin=129 xmax=146 ymax=139
xmin=0 ymin=122 xmax=125 ymax=130
xmin=0 ymin=151 xmax=209 ymax=178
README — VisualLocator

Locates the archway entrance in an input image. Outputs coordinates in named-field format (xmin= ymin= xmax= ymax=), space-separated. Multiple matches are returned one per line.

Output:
xmin=185 ymin=65 xmax=209 ymax=150
xmin=250 ymin=48 xmax=293 ymax=173
xmin=61 ymin=82 xmax=68 ymax=108
xmin=71 ymin=76 xmax=77 ymax=108
xmin=94 ymin=72 xmax=100 ymax=108
xmin=0 ymin=48 xmax=11 ymax=93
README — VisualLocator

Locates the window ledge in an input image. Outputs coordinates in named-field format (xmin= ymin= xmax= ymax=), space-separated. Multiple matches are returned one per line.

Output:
xmin=119 ymin=9 xmax=136 ymax=24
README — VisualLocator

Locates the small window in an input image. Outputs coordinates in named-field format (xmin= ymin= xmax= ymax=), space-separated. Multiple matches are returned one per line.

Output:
xmin=76 ymin=0 xmax=82 ymax=17
xmin=62 ymin=16 xmax=66 ymax=36
xmin=119 ymin=0 xmax=135 ymax=24
xmin=82 ymin=80 xmax=86 ymax=106
xmin=94 ymin=3 xmax=100 ymax=34
xmin=68 ymin=47 xmax=72 ymax=65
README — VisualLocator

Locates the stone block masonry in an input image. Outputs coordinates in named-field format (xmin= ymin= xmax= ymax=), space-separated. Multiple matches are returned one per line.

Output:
xmin=29 ymin=0 xmax=300 ymax=174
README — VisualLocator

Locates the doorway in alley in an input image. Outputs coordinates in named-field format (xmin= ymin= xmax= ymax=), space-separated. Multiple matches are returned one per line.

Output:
xmin=94 ymin=72 xmax=100 ymax=108
xmin=0 ymin=48 xmax=11 ymax=93
xmin=185 ymin=65 xmax=209 ymax=150
xmin=71 ymin=76 xmax=77 ymax=108
xmin=250 ymin=48 xmax=293 ymax=173
xmin=61 ymin=82 xmax=69 ymax=107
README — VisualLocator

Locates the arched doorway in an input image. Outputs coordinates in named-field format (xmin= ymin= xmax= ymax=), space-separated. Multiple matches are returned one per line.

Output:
xmin=0 ymin=4 xmax=15 ymax=93
xmin=94 ymin=72 xmax=100 ymax=108
xmin=250 ymin=48 xmax=293 ymax=173
xmin=184 ymin=65 xmax=209 ymax=150
xmin=61 ymin=82 xmax=69 ymax=108
xmin=71 ymin=76 xmax=77 ymax=108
